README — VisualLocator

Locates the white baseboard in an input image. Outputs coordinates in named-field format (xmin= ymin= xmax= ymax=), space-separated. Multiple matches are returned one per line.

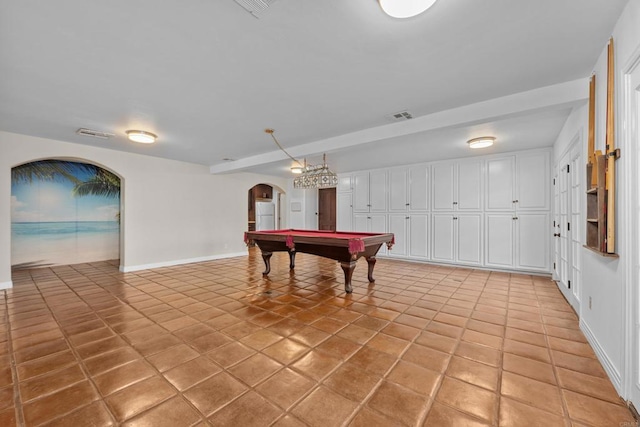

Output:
xmin=119 ymin=251 xmax=248 ymax=273
xmin=0 ymin=281 xmax=13 ymax=290
xmin=580 ymin=318 xmax=623 ymax=395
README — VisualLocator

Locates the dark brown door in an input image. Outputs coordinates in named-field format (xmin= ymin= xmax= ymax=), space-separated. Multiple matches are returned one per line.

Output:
xmin=318 ymin=188 xmax=336 ymax=230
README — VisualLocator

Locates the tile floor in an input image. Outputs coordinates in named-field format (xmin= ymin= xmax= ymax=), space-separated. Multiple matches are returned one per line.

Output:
xmin=1 ymin=249 xmax=636 ymax=426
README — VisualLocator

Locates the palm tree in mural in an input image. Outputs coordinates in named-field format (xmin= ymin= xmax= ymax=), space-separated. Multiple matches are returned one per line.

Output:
xmin=12 ymin=159 xmax=121 ymax=219
xmin=11 ymin=159 xmax=94 ymax=184
xmin=71 ymin=168 xmax=120 ymax=198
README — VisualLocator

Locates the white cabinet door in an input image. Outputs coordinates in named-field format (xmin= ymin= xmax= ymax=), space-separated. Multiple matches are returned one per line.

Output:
xmin=337 ymin=193 xmax=353 ymax=231
xmin=409 ymin=214 xmax=429 ymax=259
xmin=408 ymin=165 xmax=429 ymax=211
xmin=353 ymin=172 xmax=370 ymax=212
xmin=457 ymin=161 xmax=482 ymax=210
xmin=485 ymin=214 xmax=514 ymax=268
xmin=486 ymin=157 xmax=515 ymax=211
xmin=456 ymin=214 xmax=482 ymax=265
xmin=389 ymin=168 xmax=408 ymax=212
xmin=516 ymin=152 xmax=549 ymax=210
xmin=369 ymin=171 xmax=388 ymax=212
xmin=370 ymin=213 xmax=387 ymax=255
xmin=337 ymin=174 xmax=353 ymax=192
xmin=432 ymin=214 xmax=455 ymax=262
xmin=353 ymin=214 xmax=369 ymax=232
xmin=388 ymin=214 xmax=408 ymax=257
xmin=432 ymin=163 xmax=455 ymax=211
xmin=516 ymin=213 xmax=549 ymax=271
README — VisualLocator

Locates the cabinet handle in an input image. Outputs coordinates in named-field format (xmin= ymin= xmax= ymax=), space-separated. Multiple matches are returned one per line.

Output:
xmin=367 ymin=216 xmax=371 ymax=219
xmin=512 ymin=200 xmax=519 ymax=203
xmin=405 ymin=216 xmax=410 ymax=219
xmin=453 ymin=217 xmax=458 ymax=220
xmin=554 ymin=233 xmax=561 ymax=237
xmin=452 ymin=202 xmax=458 ymax=205
xmin=405 ymin=203 xmax=410 ymax=206
xmin=367 ymin=204 xmax=371 ymax=207
xmin=512 ymin=217 xmax=518 ymax=220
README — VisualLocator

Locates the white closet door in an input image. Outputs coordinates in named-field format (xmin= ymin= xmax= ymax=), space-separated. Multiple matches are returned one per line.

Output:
xmin=353 ymin=172 xmax=370 ymax=212
xmin=337 ymin=193 xmax=353 ymax=231
xmin=408 ymin=164 xmax=429 ymax=211
xmin=432 ymin=163 xmax=455 ymax=211
xmin=516 ymin=152 xmax=550 ymax=210
xmin=389 ymin=168 xmax=408 ymax=211
xmin=485 ymin=214 xmax=514 ymax=268
xmin=369 ymin=171 xmax=388 ymax=212
xmin=486 ymin=157 xmax=515 ymax=210
xmin=456 ymin=214 xmax=482 ymax=265
xmin=432 ymin=214 xmax=455 ymax=262
xmin=516 ymin=213 xmax=549 ymax=271
xmin=388 ymin=214 xmax=408 ymax=257
xmin=457 ymin=161 xmax=482 ymax=210
xmin=409 ymin=214 xmax=429 ymax=258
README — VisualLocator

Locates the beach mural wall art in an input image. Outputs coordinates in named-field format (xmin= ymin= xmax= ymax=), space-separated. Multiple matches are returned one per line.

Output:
xmin=11 ymin=160 xmax=121 ymax=269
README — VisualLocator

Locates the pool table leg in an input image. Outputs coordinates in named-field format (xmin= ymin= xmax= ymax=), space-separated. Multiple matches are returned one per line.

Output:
xmin=261 ymin=251 xmax=272 ymax=275
xmin=366 ymin=256 xmax=376 ymax=282
xmin=340 ymin=261 xmax=356 ymax=294
xmin=288 ymin=250 xmax=296 ymax=269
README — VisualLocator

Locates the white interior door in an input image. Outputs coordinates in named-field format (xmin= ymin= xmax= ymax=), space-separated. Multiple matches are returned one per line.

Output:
xmin=628 ymin=56 xmax=640 ymax=411
xmin=570 ymin=146 xmax=582 ymax=303
xmin=558 ymin=162 xmax=570 ymax=290
xmin=553 ymin=170 xmax=560 ymax=279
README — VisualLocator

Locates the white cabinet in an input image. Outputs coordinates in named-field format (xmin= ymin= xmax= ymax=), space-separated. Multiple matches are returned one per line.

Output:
xmin=485 ymin=214 xmax=515 ymax=268
xmin=486 ymin=153 xmax=549 ymax=211
xmin=354 ymin=213 xmax=387 ymax=255
xmin=433 ymin=160 xmax=482 ymax=211
xmin=337 ymin=193 xmax=353 ymax=231
xmin=387 ymin=213 xmax=430 ymax=259
xmin=389 ymin=165 xmax=429 ymax=212
xmin=337 ymin=174 xmax=353 ymax=192
xmin=388 ymin=214 xmax=408 ymax=257
xmin=457 ymin=160 xmax=482 ymax=210
xmin=485 ymin=212 xmax=549 ymax=271
xmin=432 ymin=213 xmax=482 ymax=265
xmin=354 ymin=170 xmax=387 ymax=212
xmin=432 ymin=163 xmax=455 ymax=211
xmin=516 ymin=152 xmax=549 ymax=210
xmin=516 ymin=213 xmax=549 ymax=270
xmin=409 ymin=214 xmax=429 ymax=258
xmin=486 ymin=156 xmax=515 ymax=211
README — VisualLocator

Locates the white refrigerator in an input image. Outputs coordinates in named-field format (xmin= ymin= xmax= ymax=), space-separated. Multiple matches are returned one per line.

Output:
xmin=255 ymin=201 xmax=275 ymax=230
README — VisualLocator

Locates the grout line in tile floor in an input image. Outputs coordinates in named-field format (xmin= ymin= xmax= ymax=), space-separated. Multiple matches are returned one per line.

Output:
xmin=2 ymin=251 xmax=637 ymax=426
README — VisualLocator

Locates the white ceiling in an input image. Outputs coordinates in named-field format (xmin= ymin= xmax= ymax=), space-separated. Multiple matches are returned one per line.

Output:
xmin=0 ymin=0 xmax=628 ymax=177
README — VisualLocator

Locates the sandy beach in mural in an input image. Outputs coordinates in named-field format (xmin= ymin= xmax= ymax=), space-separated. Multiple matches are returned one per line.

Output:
xmin=11 ymin=221 xmax=120 ymax=268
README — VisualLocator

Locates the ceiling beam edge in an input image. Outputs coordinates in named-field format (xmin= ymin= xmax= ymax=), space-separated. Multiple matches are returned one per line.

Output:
xmin=209 ymin=78 xmax=588 ymax=174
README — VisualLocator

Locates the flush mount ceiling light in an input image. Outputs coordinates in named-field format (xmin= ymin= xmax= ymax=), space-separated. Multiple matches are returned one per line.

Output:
xmin=126 ymin=130 xmax=157 ymax=144
xmin=291 ymin=165 xmax=303 ymax=174
xmin=467 ymin=136 xmax=496 ymax=149
xmin=379 ymin=0 xmax=437 ymax=18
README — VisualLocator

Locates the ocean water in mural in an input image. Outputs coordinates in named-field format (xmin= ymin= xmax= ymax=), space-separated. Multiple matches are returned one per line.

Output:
xmin=11 ymin=160 xmax=120 ymax=268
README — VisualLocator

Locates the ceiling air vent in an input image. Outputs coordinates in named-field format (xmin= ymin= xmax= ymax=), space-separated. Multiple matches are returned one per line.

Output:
xmin=233 ymin=0 xmax=278 ymax=18
xmin=76 ymin=128 xmax=115 ymax=139
xmin=389 ymin=110 xmax=413 ymax=121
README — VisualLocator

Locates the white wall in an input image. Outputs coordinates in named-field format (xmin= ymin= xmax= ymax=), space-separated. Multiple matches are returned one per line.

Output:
xmin=0 ymin=131 xmax=287 ymax=287
xmin=551 ymin=0 xmax=640 ymax=398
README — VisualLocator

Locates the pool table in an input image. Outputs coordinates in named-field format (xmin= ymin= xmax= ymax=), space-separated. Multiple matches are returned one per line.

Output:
xmin=244 ymin=229 xmax=394 ymax=293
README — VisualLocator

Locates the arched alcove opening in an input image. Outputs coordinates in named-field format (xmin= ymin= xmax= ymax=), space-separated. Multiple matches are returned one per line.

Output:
xmin=247 ymin=183 xmax=287 ymax=232
xmin=10 ymin=158 xmax=123 ymax=270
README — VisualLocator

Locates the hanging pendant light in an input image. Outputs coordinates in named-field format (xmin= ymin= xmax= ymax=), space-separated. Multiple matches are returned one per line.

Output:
xmin=265 ymin=129 xmax=338 ymax=189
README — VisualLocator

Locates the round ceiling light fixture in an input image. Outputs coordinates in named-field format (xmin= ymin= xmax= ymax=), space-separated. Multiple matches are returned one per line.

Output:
xmin=379 ymin=0 xmax=438 ymax=18
xmin=467 ymin=136 xmax=496 ymax=149
xmin=126 ymin=130 xmax=157 ymax=144
xmin=291 ymin=165 xmax=303 ymax=174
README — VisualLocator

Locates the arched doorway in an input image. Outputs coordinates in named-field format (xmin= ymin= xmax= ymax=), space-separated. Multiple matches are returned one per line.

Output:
xmin=11 ymin=159 xmax=122 ymax=269
xmin=248 ymin=183 xmax=287 ymax=232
